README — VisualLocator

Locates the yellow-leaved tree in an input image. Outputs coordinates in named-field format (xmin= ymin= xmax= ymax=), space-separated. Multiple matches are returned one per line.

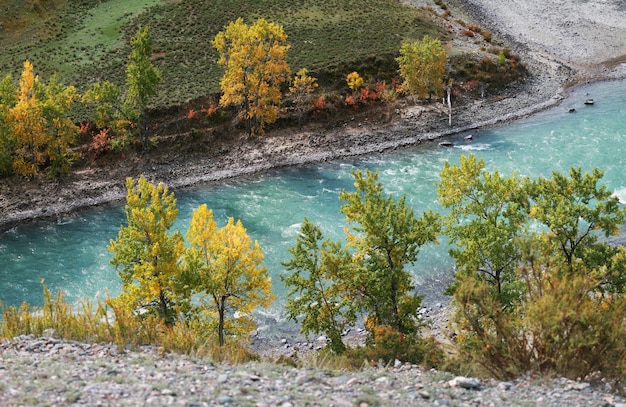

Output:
xmin=6 ymin=61 xmax=78 ymax=177
xmin=108 ymin=175 xmax=185 ymax=323
xmin=184 ymin=204 xmax=275 ymax=346
xmin=396 ymin=36 xmax=447 ymax=100
xmin=289 ymin=68 xmax=318 ymax=129
xmin=213 ymin=18 xmax=290 ymax=137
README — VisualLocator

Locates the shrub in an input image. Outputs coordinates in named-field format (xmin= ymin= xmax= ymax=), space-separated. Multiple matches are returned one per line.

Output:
xmin=346 ymin=71 xmax=364 ymax=92
xmin=347 ymin=325 xmax=445 ymax=367
xmin=440 ymin=156 xmax=626 ymax=386
xmin=88 ymin=128 xmax=111 ymax=159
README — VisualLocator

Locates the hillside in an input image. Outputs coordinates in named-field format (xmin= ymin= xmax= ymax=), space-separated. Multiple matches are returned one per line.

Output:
xmin=0 ymin=0 xmax=441 ymax=107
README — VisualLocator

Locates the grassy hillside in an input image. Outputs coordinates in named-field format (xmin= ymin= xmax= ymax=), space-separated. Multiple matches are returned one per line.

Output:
xmin=0 ymin=0 xmax=440 ymax=108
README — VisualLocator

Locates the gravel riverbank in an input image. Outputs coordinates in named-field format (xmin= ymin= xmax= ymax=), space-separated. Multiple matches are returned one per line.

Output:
xmin=2 ymin=333 xmax=625 ymax=407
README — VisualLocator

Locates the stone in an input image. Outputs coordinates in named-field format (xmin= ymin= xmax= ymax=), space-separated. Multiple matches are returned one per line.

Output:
xmin=418 ymin=390 xmax=431 ymax=399
xmin=449 ymin=376 xmax=481 ymax=389
xmin=498 ymin=381 xmax=513 ymax=391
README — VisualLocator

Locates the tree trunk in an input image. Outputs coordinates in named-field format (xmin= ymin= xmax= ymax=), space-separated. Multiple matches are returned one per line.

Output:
xmin=218 ymin=298 xmax=226 ymax=346
xmin=446 ymin=85 xmax=452 ymax=126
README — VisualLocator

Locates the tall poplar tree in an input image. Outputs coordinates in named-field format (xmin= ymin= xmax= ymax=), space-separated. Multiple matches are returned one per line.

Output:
xmin=213 ymin=18 xmax=290 ymax=136
xmin=84 ymin=26 xmax=161 ymax=150
xmin=124 ymin=26 xmax=162 ymax=150
xmin=184 ymin=204 xmax=275 ymax=346
xmin=339 ymin=169 xmax=440 ymax=335
xmin=0 ymin=74 xmax=17 ymax=175
xmin=109 ymin=175 xmax=185 ymax=323
xmin=6 ymin=61 xmax=78 ymax=177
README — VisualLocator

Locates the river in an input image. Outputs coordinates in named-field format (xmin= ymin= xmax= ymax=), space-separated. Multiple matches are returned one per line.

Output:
xmin=1 ymin=79 xmax=625 ymax=312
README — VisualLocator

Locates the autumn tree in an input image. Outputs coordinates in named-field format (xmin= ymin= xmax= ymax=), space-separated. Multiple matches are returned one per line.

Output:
xmin=183 ymin=204 xmax=275 ymax=346
xmin=108 ymin=175 xmax=185 ymax=323
xmin=282 ymin=218 xmax=355 ymax=353
xmin=84 ymin=26 xmax=161 ymax=150
xmin=213 ymin=18 xmax=290 ymax=136
xmin=6 ymin=61 xmax=78 ymax=177
xmin=289 ymin=68 xmax=318 ymax=129
xmin=396 ymin=35 xmax=447 ymax=100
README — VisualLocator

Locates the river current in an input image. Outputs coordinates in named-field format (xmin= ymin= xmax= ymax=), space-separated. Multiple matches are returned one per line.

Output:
xmin=1 ymin=80 xmax=625 ymax=311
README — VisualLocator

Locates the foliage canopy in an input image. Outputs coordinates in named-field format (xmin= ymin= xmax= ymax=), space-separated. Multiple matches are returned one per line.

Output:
xmin=283 ymin=169 xmax=440 ymax=356
xmin=213 ymin=18 xmax=290 ymax=136
xmin=397 ymin=35 xmax=447 ymax=99
xmin=438 ymin=154 xmax=626 ymax=380
xmin=184 ymin=204 xmax=275 ymax=346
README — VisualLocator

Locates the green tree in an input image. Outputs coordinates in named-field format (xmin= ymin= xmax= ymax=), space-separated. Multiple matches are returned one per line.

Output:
xmin=396 ymin=35 xmax=447 ymax=99
xmin=108 ymin=175 xmax=185 ymax=323
xmin=339 ymin=169 xmax=440 ymax=336
xmin=282 ymin=218 xmax=354 ymax=353
xmin=438 ymin=154 xmax=527 ymax=307
xmin=289 ymin=68 xmax=318 ymax=129
xmin=0 ymin=74 xmax=17 ymax=175
xmin=527 ymin=167 xmax=626 ymax=286
xmin=124 ymin=26 xmax=162 ymax=150
xmin=184 ymin=204 xmax=275 ymax=346
xmin=84 ymin=26 xmax=161 ymax=150
xmin=213 ymin=18 xmax=291 ymax=136
xmin=283 ymin=170 xmax=441 ymax=354
xmin=438 ymin=154 xmax=626 ymax=379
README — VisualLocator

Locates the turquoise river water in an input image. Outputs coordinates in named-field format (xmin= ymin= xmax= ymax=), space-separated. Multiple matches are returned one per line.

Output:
xmin=1 ymin=80 xmax=625 ymax=313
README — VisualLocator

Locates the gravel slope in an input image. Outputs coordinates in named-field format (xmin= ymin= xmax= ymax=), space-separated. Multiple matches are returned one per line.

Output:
xmin=2 ymin=334 xmax=625 ymax=407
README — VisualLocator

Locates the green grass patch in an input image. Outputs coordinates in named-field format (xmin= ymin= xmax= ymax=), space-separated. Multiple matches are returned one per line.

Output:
xmin=0 ymin=0 xmax=440 ymax=108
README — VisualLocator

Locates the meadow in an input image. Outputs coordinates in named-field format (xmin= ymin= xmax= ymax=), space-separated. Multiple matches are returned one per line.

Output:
xmin=0 ymin=0 xmax=440 ymax=107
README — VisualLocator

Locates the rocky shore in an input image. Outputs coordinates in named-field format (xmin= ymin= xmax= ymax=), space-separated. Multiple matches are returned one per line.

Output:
xmin=2 ymin=333 xmax=625 ymax=407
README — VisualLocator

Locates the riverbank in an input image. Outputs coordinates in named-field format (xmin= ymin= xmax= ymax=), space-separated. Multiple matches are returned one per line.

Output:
xmin=0 ymin=2 xmax=597 ymax=231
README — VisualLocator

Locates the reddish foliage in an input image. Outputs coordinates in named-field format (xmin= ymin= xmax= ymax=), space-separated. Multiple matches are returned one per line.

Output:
xmin=311 ymin=95 xmax=326 ymax=112
xmin=358 ymin=88 xmax=378 ymax=104
xmin=461 ymin=79 xmax=479 ymax=91
xmin=203 ymin=105 xmax=218 ymax=117
xmin=88 ymin=128 xmax=111 ymax=159
xmin=79 ymin=122 xmax=91 ymax=137
xmin=345 ymin=95 xmax=356 ymax=107
xmin=463 ymin=29 xmax=475 ymax=37
xmin=187 ymin=109 xmax=196 ymax=120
